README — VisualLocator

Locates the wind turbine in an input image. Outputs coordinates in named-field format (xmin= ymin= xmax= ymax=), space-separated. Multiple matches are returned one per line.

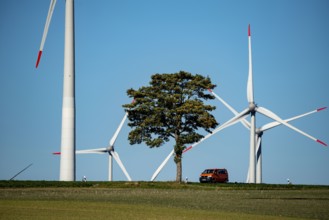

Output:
xmin=150 ymin=25 xmax=327 ymax=182
xmin=75 ymin=113 xmax=132 ymax=181
xmin=221 ymin=24 xmax=327 ymax=183
xmin=53 ymin=109 xmax=133 ymax=181
xmin=36 ymin=0 xmax=76 ymax=181
xmin=209 ymin=89 xmax=327 ymax=183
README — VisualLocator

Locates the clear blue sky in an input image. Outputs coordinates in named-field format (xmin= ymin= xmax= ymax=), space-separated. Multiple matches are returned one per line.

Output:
xmin=0 ymin=0 xmax=328 ymax=184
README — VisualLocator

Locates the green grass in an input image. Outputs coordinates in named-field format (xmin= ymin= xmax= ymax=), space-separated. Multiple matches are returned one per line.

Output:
xmin=1 ymin=180 xmax=328 ymax=189
xmin=1 ymin=181 xmax=329 ymax=219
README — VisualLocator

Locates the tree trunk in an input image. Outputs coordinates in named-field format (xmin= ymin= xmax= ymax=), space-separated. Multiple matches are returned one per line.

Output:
xmin=176 ymin=157 xmax=182 ymax=182
xmin=174 ymin=134 xmax=183 ymax=183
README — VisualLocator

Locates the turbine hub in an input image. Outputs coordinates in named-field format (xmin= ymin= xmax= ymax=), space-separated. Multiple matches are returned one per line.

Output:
xmin=107 ymin=145 xmax=114 ymax=152
xmin=248 ymin=102 xmax=256 ymax=112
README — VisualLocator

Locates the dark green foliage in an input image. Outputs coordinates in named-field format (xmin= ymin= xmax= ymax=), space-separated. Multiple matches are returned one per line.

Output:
xmin=123 ymin=71 xmax=218 ymax=182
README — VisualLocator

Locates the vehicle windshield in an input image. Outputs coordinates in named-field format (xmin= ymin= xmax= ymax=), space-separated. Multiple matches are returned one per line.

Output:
xmin=202 ymin=169 xmax=214 ymax=174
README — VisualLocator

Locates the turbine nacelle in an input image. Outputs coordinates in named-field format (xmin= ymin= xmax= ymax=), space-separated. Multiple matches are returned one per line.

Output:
xmin=255 ymin=129 xmax=263 ymax=136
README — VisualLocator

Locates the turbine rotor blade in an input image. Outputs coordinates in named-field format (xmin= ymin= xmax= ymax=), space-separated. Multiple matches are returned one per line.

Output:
xmin=209 ymin=89 xmax=250 ymax=129
xmin=247 ymin=24 xmax=254 ymax=103
xmin=259 ymin=107 xmax=327 ymax=132
xmin=256 ymin=135 xmax=262 ymax=162
xmin=9 ymin=163 xmax=33 ymax=181
xmin=111 ymin=150 xmax=132 ymax=181
xmin=256 ymin=106 xmax=327 ymax=146
xmin=76 ymin=148 xmax=108 ymax=154
xmin=208 ymin=89 xmax=240 ymax=115
xmin=185 ymin=108 xmax=251 ymax=153
xmin=246 ymin=166 xmax=250 ymax=183
xmin=214 ymin=108 xmax=250 ymax=131
xmin=36 ymin=0 xmax=57 ymax=68
xmin=151 ymin=149 xmax=174 ymax=181
xmin=109 ymin=113 xmax=128 ymax=147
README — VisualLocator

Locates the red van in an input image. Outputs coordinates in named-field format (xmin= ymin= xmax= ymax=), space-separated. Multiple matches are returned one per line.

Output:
xmin=199 ymin=168 xmax=229 ymax=183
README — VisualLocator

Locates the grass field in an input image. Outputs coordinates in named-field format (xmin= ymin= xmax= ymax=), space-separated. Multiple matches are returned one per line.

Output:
xmin=1 ymin=181 xmax=329 ymax=219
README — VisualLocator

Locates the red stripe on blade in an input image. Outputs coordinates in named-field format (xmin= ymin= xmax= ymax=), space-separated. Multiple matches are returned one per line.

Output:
xmin=36 ymin=51 xmax=42 ymax=68
xmin=183 ymin=146 xmax=192 ymax=153
xmin=317 ymin=140 xmax=327 ymax=146
xmin=317 ymin=107 xmax=327 ymax=112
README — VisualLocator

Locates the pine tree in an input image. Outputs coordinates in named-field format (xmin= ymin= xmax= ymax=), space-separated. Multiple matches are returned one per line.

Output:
xmin=123 ymin=71 xmax=218 ymax=182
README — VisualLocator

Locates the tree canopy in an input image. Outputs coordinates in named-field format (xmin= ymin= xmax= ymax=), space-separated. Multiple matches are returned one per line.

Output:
xmin=123 ymin=71 xmax=218 ymax=182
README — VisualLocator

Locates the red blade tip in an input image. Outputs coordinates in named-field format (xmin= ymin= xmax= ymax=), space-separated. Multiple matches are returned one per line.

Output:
xmin=317 ymin=107 xmax=327 ymax=112
xmin=207 ymin=88 xmax=213 ymax=93
xmin=248 ymin=24 xmax=251 ymax=36
xmin=183 ymin=146 xmax=192 ymax=153
xmin=317 ymin=140 xmax=327 ymax=146
xmin=36 ymin=51 xmax=42 ymax=68
xmin=53 ymin=152 xmax=61 ymax=155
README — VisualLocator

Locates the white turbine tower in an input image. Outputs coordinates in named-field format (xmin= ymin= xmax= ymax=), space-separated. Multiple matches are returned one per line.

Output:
xmin=76 ymin=113 xmax=132 ymax=181
xmin=209 ymin=89 xmax=327 ymax=183
xmin=36 ymin=0 xmax=76 ymax=181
